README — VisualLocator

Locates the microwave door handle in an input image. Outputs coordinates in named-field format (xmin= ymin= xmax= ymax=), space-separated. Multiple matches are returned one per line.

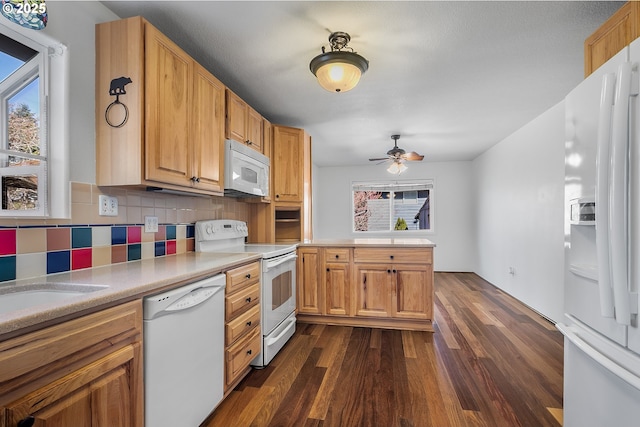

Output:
xmin=264 ymin=253 xmax=298 ymax=269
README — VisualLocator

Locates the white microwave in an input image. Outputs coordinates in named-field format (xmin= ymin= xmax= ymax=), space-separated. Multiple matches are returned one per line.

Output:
xmin=224 ymin=139 xmax=270 ymax=197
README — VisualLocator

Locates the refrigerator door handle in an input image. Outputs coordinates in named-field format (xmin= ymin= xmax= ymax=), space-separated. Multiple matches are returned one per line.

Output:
xmin=557 ymin=323 xmax=640 ymax=390
xmin=596 ymin=72 xmax=617 ymax=318
xmin=610 ymin=61 xmax=633 ymax=325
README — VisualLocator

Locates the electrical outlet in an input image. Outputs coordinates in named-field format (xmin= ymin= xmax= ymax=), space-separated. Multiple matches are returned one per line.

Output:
xmin=98 ymin=195 xmax=118 ymax=216
xmin=145 ymin=216 xmax=159 ymax=233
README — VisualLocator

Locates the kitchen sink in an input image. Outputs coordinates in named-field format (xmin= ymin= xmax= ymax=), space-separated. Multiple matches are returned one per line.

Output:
xmin=0 ymin=283 xmax=109 ymax=316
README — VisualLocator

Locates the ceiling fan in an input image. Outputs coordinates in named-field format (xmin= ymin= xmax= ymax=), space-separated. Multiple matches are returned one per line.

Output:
xmin=369 ymin=135 xmax=424 ymax=173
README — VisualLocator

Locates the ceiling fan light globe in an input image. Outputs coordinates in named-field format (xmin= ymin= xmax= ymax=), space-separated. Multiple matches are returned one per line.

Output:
xmin=387 ymin=162 xmax=407 ymax=174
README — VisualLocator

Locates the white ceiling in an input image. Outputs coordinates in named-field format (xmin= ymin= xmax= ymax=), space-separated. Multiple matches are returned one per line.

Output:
xmin=100 ymin=1 xmax=623 ymax=167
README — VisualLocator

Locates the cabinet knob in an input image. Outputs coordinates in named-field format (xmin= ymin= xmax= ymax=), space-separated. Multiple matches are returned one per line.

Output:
xmin=387 ymin=269 xmax=391 ymax=273
xmin=390 ymin=255 xmax=394 ymax=260
xmin=275 ymin=194 xmax=280 ymax=199
xmin=245 ymin=273 xmax=251 ymax=279
xmin=246 ymin=321 xmax=252 ymax=327
xmin=191 ymin=176 xmax=200 ymax=183
xmin=247 ymin=349 xmax=253 ymax=355
xmin=335 ymin=254 xmax=339 ymax=259
xmin=246 ymin=297 xmax=252 ymax=303
xmin=17 ymin=416 xmax=35 ymax=427
xmin=245 ymin=140 xmax=252 ymax=145
xmin=326 ymin=268 xmax=330 ymax=272
xmin=393 ymin=269 xmax=397 ymax=273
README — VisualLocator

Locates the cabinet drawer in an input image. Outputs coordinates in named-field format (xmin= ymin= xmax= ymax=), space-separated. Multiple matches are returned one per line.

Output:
xmin=225 ymin=327 xmax=260 ymax=387
xmin=226 ymin=282 xmax=260 ymax=320
xmin=354 ymin=248 xmax=432 ymax=264
xmin=226 ymin=304 xmax=260 ymax=346
xmin=226 ymin=261 xmax=261 ymax=294
xmin=324 ymin=248 xmax=351 ymax=263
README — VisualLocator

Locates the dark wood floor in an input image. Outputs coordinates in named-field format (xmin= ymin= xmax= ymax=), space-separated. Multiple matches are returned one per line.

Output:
xmin=204 ymin=272 xmax=564 ymax=427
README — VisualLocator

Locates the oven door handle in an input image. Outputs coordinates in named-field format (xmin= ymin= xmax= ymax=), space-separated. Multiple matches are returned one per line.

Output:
xmin=265 ymin=317 xmax=297 ymax=347
xmin=264 ymin=253 xmax=298 ymax=270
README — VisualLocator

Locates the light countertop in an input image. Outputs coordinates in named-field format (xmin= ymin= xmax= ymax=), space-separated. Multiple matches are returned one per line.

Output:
xmin=299 ymin=238 xmax=436 ymax=247
xmin=0 ymin=252 xmax=261 ymax=339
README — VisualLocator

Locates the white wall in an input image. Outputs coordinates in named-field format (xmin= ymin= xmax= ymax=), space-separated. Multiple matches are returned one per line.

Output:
xmin=43 ymin=2 xmax=119 ymax=184
xmin=314 ymin=161 xmax=476 ymax=272
xmin=472 ymin=101 xmax=565 ymax=322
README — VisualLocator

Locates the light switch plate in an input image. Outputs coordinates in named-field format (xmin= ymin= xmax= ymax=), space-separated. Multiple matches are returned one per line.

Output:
xmin=145 ymin=216 xmax=159 ymax=233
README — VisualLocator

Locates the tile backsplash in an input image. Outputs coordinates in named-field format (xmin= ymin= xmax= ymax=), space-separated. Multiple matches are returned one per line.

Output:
xmin=0 ymin=182 xmax=250 ymax=283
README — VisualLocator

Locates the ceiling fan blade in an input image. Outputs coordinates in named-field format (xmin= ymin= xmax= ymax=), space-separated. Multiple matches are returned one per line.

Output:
xmin=402 ymin=152 xmax=424 ymax=161
xmin=369 ymin=157 xmax=390 ymax=161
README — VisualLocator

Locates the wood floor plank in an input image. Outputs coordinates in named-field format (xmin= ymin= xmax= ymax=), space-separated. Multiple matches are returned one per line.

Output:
xmin=205 ymin=273 xmax=563 ymax=427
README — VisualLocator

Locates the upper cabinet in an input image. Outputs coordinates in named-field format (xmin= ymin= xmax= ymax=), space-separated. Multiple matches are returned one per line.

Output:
xmin=96 ymin=17 xmax=225 ymax=195
xmin=272 ymin=125 xmax=308 ymax=203
xmin=585 ymin=2 xmax=640 ymax=77
xmin=225 ymin=89 xmax=263 ymax=153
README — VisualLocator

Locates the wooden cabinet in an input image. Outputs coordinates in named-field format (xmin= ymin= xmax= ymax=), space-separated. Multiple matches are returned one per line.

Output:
xmin=296 ymin=245 xmax=434 ymax=331
xmin=297 ymin=247 xmax=322 ymax=314
xmin=225 ymin=89 xmax=263 ymax=153
xmin=353 ymin=248 xmax=433 ymax=322
xmin=585 ymin=2 xmax=640 ymax=77
xmin=324 ymin=248 xmax=351 ymax=316
xmin=224 ymin=261 xmax=261 ymax=393
xmin=272 ymin=125 xmax=305 ymax=203
xmin=0 ymin=301 xmax=143 ymax=427
xmin=272 ymin=125 xmax=313 ymax=242
xmin=96 ymin=16 xmax=225 ymax=195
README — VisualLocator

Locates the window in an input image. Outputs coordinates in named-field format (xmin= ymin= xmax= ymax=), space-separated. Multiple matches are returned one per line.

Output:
xmin=352 ymin=180 xmax=434 ymax=232
xmin=0 ymin=20 xmax=68 ymax=217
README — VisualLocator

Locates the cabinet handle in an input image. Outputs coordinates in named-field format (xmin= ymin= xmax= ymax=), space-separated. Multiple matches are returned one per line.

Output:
xmin=246 ymin=297 xmax=252 ymax=303
xmin=191 ymin=176 xmax=200 ymax=183
xmin=246 ymin=321 xmax=252 ymax=326
xmin=247 ymin=349 xmax=253 ymax=355
xmin=17 ymin=416 xmax=35 ymax=427
xmin=245 ymin=273 xmax=251 ymax=279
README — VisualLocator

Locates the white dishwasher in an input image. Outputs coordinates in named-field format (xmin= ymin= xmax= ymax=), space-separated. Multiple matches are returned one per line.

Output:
xmin=143 ymin=274 xmax=225 ymax=427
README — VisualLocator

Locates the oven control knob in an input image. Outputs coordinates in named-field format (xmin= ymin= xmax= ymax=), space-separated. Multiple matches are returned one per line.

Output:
xmin=206 ymin=225 xmax=213 ymax=235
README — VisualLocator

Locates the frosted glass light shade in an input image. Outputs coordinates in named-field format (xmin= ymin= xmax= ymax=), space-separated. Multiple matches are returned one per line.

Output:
xmin=387 ymin=162 xmax=408 ymax=174
xmin=310 ymin=50 xmax=369 ymax=93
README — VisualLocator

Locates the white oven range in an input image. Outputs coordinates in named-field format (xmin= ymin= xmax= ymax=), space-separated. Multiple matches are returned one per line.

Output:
xmin=195 ymin=220 xmax=297 ymax=367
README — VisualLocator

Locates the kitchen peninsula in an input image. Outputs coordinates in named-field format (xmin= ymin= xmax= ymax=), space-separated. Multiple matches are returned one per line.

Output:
xmin=297 ymin=239 xmax=435 ymax=331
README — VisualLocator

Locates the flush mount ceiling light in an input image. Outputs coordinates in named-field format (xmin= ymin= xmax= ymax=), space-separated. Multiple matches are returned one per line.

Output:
xmin=309 ymin=31 xmax=369 ymax=93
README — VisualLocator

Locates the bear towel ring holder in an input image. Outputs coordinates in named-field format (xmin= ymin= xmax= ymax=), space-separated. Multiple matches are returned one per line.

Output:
xmin=105 ymin=76 xmax=132 ymax=128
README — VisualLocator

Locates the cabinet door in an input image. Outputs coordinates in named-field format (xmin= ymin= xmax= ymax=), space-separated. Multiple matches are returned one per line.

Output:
xmin=353 ymin=264 xmax=392 ymax=318
xmin=393 ymin=263 xmax=433 ymax=320
xmin=272 ymin=125 xmax=303 ymax=203
xmin=192 ymin=63 xmax=225 ymax=193
xmin=247 ymin=107 xmax=263 ymax=152
xmin=225 ymin=90 xmax=247 ymax=143
xmin=325 ymin=262 xmax=350 ymax=316
xmin=144 ymin=24 xmax=193 ymax=186
xmin=4 ymin=344 xmax=139 ymax=427
xmin=584 ymin=2 xmax=639 ymax=77
xmin=298 ymin=248 xmax=322 ymax=314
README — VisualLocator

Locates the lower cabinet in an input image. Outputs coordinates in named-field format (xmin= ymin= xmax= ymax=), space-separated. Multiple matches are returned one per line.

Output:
xmin=297 ymin=245 xmax=434 ymax=331
xmin=0 ymin=301 xmax=143 ymax=427
xmin=224 ymin=261 xmax=261 ymax=393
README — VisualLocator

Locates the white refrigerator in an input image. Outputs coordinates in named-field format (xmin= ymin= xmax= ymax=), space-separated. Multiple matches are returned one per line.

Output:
xmin=560 ymin=37 xmax=640 ymax=426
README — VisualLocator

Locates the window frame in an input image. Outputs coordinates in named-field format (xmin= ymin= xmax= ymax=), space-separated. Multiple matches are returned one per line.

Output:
xmin=351 ymin=179 xmax=435 ymax=234
xmin=0 ymin=19 xmax=69 ymax=218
